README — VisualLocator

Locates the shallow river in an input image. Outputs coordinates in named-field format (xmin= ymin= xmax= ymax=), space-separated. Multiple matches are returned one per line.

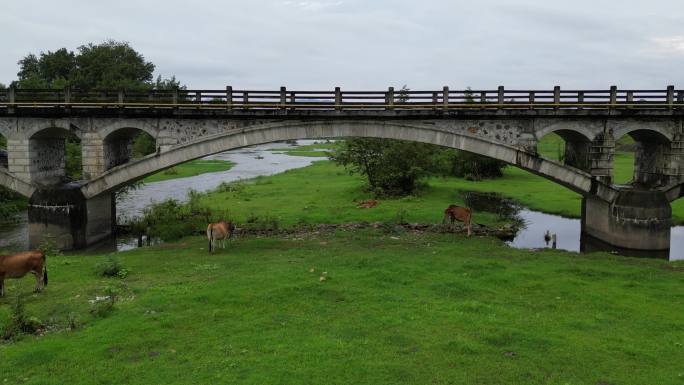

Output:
xmin=1 ymin=140 xmax=682 ymax=260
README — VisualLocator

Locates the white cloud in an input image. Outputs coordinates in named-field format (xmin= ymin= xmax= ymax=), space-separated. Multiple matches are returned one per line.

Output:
xmin=281 ymin=1 xmax=343 ymax=11
xmin=652 ymin=36 xmax=684 ymax=54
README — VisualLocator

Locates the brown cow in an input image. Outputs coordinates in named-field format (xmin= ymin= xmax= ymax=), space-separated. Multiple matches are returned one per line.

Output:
xmin=0 ymin=250 xmax=48 ymax=296
xmin=443 ymin=204 xmax=473 ymax=237
xmin=207 ymin=220 xmax=236 ymax=253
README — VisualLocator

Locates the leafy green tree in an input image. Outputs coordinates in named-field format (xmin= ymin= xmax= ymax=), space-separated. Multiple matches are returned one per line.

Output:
xmin=154 ymin=75 xmax=185 ymax=91
xmin=132 ymin=132 xmax=156 ymax=158
xmin=14 ymin=40 xmax=181 ymax=91
xmin=331 ymin=138 xmax=438 ymax=197
xmin=72 ymin=41 xmax=154 ymax=90
xmin=16 ymin=49 xmax=76 ymax=88
xmin=65 ymin=133 xmax=82 ymax=180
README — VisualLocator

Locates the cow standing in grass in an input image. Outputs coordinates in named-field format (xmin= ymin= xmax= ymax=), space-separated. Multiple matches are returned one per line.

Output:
xmin=0 ymin=250 xmax=48 ymax=296
xmin=207 ymin=220 xmax=236 ymax=253
xmin=443 ymin=204 xmax=473 ymax=237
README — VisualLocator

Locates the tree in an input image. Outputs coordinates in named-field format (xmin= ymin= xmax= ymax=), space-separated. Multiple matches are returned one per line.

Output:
xmin=331 ymin=138 xmax=438 ymax=197
xmin=72 ymin=41 xmax=154 ymax=90
xmin=132 ymin=132 xmax=156 ymax=158
xmin=154 ymin=75 xmax=185 ymax=90
xmin=14 ymin=40 xmax=179 ymax=90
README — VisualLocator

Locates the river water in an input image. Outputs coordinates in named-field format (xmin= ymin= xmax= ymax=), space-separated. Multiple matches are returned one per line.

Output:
xmin=1 ymin=140 xmax=682 ymax=260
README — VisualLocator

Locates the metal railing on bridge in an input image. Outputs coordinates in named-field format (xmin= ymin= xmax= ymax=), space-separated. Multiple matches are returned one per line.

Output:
xmin=1 ymin=86 xmax=683 ymax=112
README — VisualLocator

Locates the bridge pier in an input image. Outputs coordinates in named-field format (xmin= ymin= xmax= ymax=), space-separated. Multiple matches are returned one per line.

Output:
xmin=28 ymin=185 xmax=114 ymax=250
xmin=581 ymin=189 xmax=671 ymax=252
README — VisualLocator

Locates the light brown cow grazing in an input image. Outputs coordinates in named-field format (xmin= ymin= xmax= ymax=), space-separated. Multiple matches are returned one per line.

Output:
xmin=207 ymin=220 xmax=236 ymax=253
xmin=443 ymin=204 xmax=473 ymax=237
xmin=0 ymin=250 xmax=47 ymax=296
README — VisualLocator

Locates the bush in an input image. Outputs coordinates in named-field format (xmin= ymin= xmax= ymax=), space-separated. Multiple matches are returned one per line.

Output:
xmin=2 ymin=296 xmax=43 ymax=340
xmin=38 ymin=238 xmax=62 ymax=258
xmin=95 ymin=255 xmax=128 ymax=278
xmin=330 ymin=138 xmax=438 ymax=197
xmin=216 ymin=181 xmax=246 ymax=194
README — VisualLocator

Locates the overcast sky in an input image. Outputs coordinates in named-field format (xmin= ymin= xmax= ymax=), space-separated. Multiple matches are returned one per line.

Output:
xmin=2 ymin=0 xmax=683 ymax=90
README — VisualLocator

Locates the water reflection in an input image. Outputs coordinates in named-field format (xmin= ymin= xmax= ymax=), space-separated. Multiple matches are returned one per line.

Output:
xmin=461 ymin=190 xmax=683 ymax=261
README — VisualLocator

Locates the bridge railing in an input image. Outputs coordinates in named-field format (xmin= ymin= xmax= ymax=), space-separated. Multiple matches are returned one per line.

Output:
xmin=1 ymin=86 xmax=682 ymax=111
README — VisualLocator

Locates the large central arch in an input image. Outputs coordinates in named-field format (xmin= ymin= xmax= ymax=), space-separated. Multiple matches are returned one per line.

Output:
xmin=80 ymin=120 xmax=615 ymax=200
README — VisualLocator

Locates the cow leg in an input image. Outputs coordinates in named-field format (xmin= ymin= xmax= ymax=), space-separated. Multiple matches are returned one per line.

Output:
xmin=37 ymin=268 xmax=45 ymax=291
xmin=31 ymin=271 xmax=42 ymax=292
xmin=0 ymin=278 xmax=4 ymax=297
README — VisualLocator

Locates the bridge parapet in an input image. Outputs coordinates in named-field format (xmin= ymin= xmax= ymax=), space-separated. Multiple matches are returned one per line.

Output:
xmin=2 ymin=86 xmax=684 ymax=112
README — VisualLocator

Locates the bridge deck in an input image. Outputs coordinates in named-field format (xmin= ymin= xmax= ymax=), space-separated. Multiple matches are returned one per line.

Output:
xmin=1 ymin=87 xmax=684 ymax=115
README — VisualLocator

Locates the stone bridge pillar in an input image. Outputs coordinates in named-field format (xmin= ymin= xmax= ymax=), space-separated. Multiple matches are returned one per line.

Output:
xmin=589 ymin=132 xmax=614 ymax=184
xmin=81 ymin=132 xmax=106 ymax=180
xmin=28 ymin=185 xmax=114 ymax=250
xmin=582 ymin=189 xmax=671 ymax=252
xmin=650 ymin=131 xmax=684 ymax=187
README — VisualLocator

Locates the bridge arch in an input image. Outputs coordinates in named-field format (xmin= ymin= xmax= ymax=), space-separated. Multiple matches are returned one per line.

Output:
xmin=102 ymin=127 xmax=157 ymax=171
xmin=535 ymin=124 xmax=595 ymax=173
xmin=80 ymin=120 xmax=611 ymax=200
xmin=612 ymin=128 xmax=672 ymax=188
xmin=612 ymin=123 xmax=674 ymax=143
xmin=29 ymin=126 xmax=83 ymax=183
xmin=97 ymin=120 xmax=159 ymax=142
xmin=534 ymin=121 xmax=598 ymax=143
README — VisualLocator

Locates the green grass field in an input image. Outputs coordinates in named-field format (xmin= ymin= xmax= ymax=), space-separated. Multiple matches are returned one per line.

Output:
xmin=1 ymin=231 xmax=683 ymax=385
xmin=2 ymin=141 xmax=684 ymax=384
xmin=142 ymin=159 xmax=235 ymax=183
xmin=197 ymin=160 xmax=576 ymax=227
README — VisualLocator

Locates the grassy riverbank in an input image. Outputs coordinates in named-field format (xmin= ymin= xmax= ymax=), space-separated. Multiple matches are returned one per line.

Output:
xmin=269 ymin=141 xmax=338 ymax=157
xmin=1 ymin=230 xmax=683 ymax=385
xmin=263 ymin=136 xmax=684 ymax=223
xmin=197 ymin=160 xmax=572 ymax=227
xmin=142 ymin=159 xmax=235 ymax=183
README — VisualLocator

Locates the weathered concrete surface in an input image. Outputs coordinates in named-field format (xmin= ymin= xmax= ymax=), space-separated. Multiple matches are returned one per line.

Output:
xmin=27 ymin=185 xmax=113 ymax=250
xmin=1 ymin=113 xmax=682 ymax=198
xmin=0 ymin=167 xmax=35 ymax=197
xmin=581 ymin=190 xmax=672 ymax=251
xmin=79 ymin=120 xmax=603 ymax=200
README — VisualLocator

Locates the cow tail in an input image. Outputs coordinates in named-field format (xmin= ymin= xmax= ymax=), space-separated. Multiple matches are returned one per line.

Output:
xmin=208 ymin=226 xmax=213 ymax=252
xmin=44 ymin=267 xmax=48 ymax=286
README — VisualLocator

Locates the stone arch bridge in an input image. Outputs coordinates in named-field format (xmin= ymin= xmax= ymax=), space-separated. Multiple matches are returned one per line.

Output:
xmin=1 ymin=86 xmax=683 ymax=251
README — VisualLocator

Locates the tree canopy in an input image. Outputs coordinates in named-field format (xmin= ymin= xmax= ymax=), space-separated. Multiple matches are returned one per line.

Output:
xmin=13 ymin=40 xmax=180 ymax=90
